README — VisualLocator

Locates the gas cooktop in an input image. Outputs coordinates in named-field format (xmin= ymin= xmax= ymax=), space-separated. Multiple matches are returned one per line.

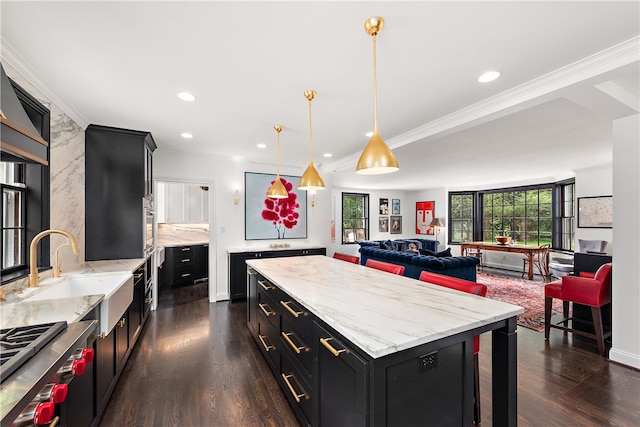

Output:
xmin=0 ymin=322 xmax=68 ymax=383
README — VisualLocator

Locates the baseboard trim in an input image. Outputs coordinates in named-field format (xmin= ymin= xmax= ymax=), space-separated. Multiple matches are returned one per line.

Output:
xmin=609 ymin=347 xmax=640 ymax=369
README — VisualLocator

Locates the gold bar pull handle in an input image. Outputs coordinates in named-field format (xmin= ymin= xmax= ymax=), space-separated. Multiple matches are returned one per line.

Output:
xmin=281 ymin=332 xmax=305 ymax=354
xmin=258 ymin=334 xmax=275 ymax=352
xmin=281 ymin=373 xmax=307 ymax=403
xmin=258 ymin=280 xmax=274 ymax=291
xmin=280 ymin=300 xmax=303 ymax=318
xmin=134 ymin=273 xmax=144 ymax=280
xmin=320 ymin=337 xmax=346 ymax=357
xmin=258 ymin=303 xmax=275 ymax=317
xmin=248 ymin=268 xmax=257 ymax=276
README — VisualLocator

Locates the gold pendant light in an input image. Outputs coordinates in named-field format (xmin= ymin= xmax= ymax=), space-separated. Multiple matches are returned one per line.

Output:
xmin=298 ymin=90 xmax=325 ymax=191
xmin=266 ymin=125 xmax=289 ymax=199
xmin=356 ymin=16 xmax=399 ymax=175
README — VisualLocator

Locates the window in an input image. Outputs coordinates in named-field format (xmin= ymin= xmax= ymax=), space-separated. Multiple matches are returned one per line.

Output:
xmin=0 ymin=77 xmax=50 ymax=283
xmin=482 ymin=187 xmax=552 ymax=245
xmin=556 ymin=181 xmax=575 ymax=251
xmin=449 ymin=193 xmax=474 ymax=243
xmin=449 ymin=180 xmax=575 ymax=250
xmin=342 ymin=192 xmax=369 ymax=244
xmin=1 ymin=163 xmax=26 ymax=271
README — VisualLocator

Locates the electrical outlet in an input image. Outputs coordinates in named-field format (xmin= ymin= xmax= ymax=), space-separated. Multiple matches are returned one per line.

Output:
xmin=418 ymin=351 xmax=438 ymax=372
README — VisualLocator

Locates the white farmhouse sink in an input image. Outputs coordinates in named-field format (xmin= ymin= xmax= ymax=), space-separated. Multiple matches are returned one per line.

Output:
xmin=25 ymin=271 xmax=134 ymax=335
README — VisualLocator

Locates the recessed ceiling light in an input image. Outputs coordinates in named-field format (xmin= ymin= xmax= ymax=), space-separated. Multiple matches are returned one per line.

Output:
xmin=365 ymin=131 xmax=374 ymax=137
xmin=177 ymin=92 xmax=196 ymax=101
xmin=181 ymin=132 xmax=193 ymax=139
xmin=478 ymin=71 xmax=501 ymax=83
xmin=323 ymin=153 xmax=333 ymax=158
xmin=256 ymin=143 xmax=267 ymax=149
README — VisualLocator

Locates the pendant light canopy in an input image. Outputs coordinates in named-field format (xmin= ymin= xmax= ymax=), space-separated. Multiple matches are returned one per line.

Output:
xmin=266 ymin=125 xmax=289 ymax=199
xmin=356 ymin=16 xmax=399 ymax=175
xmin=298 ymin=90 xmax=326 ymax=191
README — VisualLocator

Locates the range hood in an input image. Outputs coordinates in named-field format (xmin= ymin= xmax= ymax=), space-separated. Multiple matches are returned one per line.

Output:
xmin=1 ymin=63 xmax=49 ymax=165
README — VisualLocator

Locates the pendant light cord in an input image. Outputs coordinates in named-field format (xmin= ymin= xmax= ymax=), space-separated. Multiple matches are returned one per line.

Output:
xmin=308 ymin=98 xmax=313 ymax=163
xmin=372 ymin=33 xmax=378 ymax=134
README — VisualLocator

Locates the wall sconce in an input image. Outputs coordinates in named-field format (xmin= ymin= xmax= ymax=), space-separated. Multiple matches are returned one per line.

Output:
xmin=234 ymin=188 xmax=239 ymax=205
xmin=429 ymin=217 xmax=444 ymax=240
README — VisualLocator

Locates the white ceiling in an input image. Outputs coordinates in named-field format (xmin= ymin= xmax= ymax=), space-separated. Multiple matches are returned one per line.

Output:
xmin=2 ymin=1 xmax=639 ymax=191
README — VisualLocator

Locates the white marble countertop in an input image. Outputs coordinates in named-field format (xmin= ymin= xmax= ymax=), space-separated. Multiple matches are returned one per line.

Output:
xmin=0 ymin=258 xmax=145 ymax=329
xmin=227 ymin=243 xmax=326 ymax=254
xmin=247 ymin=255 xmax=524 ymax=359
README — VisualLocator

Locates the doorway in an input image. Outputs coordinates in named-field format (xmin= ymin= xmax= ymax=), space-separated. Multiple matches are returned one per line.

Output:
xmin=154 ymin=179 xmax=213 ymax=306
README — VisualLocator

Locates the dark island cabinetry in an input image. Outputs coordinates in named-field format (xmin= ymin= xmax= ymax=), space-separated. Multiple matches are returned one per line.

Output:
xmin=243 ymin=256 xmax=518 ymax=427
xmin=85 ymin=124 xmax=156 ymax=261
xmin=229 ymin=247 xmax=326 ymax=302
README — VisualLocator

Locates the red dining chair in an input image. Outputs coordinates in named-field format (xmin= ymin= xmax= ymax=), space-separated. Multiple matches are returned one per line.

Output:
xmin=365 ymin=259 xmax=405 ymax=275
xmin=544 ymin=263 xmax=612 ymax=356
xmin=418 ymin=271 xmax=487 ymax=424
xmin=333 ymin=252 xmax=360 ymax=264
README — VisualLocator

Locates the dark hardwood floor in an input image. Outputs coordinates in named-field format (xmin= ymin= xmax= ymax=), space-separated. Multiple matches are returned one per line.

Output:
xmin=99 ymin=282 xmax=640 ymax=427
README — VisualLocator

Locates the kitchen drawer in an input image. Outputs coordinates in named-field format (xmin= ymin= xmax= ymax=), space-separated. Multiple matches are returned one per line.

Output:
xmin=257 ymin=317 xmax=279 ymax=373
xmin=280 ymin=351 xmax=313 ymax=425
xmin=280 ymin=317 xmax=313 ymax=381
xmin=172 ymin=265 xmax=196 ymax=286
xmin=257 ymin=291 xmax=280 ymax=331
xmin=278 ymin=297 xmax=313 ymax=346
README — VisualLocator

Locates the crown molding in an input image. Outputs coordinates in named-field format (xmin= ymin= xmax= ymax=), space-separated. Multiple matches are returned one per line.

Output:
xmin=0 ymin=38 xmax=89 ymax=129
xmin=325 ymin=36 xmax=640 ymax=174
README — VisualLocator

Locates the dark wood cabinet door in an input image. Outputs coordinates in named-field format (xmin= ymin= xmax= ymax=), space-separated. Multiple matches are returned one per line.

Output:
xmin=129 ymin=273 xmax=143 ymax=342
xmin=247 ymin=268 xmax=259 ymax=337
xmin=115 ymin=310 xmax=129 ymax=371
xmin=314 ymin=322 xmax=368 ymax=427
xmin=95 ymin=329 xmax=116 ymax=416
xmin=194 ymin=244 xmax=209 ymax=280
xmin=85 ymin=124 xmax=156 ymax=261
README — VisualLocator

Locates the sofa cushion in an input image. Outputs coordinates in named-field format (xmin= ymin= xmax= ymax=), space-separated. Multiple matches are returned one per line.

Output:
xmin=419 ymin=248 xmax=436 ymax=256
xmin=434 ymin=248 xmax=452 ymax=257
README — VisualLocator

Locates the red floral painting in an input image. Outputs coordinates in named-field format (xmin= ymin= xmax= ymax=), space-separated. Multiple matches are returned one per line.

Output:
xmin=245 ymin=172 xmax=307 ymax=240
xmin=261 ymin=178 xmax=300 ymax=239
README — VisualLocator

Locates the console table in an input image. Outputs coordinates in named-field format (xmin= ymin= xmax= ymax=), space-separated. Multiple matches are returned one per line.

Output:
xmin=461 ymin=242 xmax=547 ymax=280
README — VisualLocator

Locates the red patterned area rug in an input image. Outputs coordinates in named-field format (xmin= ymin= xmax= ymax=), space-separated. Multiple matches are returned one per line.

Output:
xmin=477 ymin=271 xmax=562 ymax=332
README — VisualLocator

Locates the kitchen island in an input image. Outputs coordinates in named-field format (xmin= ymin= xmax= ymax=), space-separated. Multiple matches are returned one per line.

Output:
xmin=247 ymin=255 xmax=523 ymax=426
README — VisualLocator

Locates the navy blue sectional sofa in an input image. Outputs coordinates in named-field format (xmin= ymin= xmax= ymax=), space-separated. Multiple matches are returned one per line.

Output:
xmin=358 ymin=245 xmax=480 ymax=281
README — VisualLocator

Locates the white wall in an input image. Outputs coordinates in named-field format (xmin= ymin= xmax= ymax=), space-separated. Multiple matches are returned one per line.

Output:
xmin=575 ymin=165 xmax=614 ymax=254
xmin=610 ymin=114 xmax=640 ymax=369
xmin=154 ymin=150 xmax=331 ymax=301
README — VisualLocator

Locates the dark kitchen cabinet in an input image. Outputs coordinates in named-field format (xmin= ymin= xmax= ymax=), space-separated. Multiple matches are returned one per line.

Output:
xmin=229 ymin=247 xmax=326 ymax=302
xmin=247 ymin=268 xmax=259 ymax=336
xmin=95 ymin=327 xmax=116 ymax=416
xmin=314 ymin=322 xmax=368 ymax=427
xmin=129 ymin=264 xmax=145 ymax=343
xmin=85 ymin=124 xmax=156 ymax=261
xmin=160 ymin=244 xmax=208 ymax=288
xmin=115 ymin=310 xmax=129 ymax=372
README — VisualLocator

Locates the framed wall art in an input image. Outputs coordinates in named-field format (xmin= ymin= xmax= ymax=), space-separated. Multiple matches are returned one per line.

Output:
xmin=379 ymin=216 xmax=389 ymax=232
xmin=577 ymin=195 xmax=613 ymax=228
xmin=379 ymin=198 xmax=389 ymax=215
xmin=416 ymin=201 xmax=435 ymax=235
xmin=390 ymin=215 xmax=402 ymax=234
xmin=245 ymin=172 xmax=307 ymax=240
xmin=392 ymin=199 xmax=400 ymax=215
